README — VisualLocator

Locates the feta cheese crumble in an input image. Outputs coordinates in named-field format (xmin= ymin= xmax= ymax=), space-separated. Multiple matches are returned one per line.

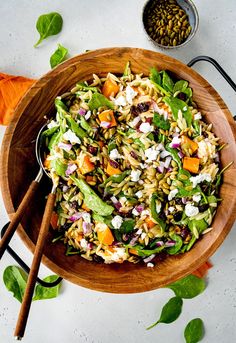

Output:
xmin=168 ymin=206 xmax=175 ymax=213
xmin=135 ymin=191 xmax=143 ymax=199
xmin=145 ymin=147 xmax=159 ymax=163
xmin=168 ymin=189 xmax=178 ymax=201
xmin=47 ymin=120 xmax=58 ymax=129
xmin=132 ymin=208 xmax=139 ymax=216
xmin=130 ymin=169 xmax=141 ymax=182
xmin=192 ymin=194 xmax=201 ymax=203
xmin=139 ymin=122 xmax=154 ymax=133
xmin=194 ymin=112 xmax=202 ymax=120
xmin=63 ymin=129 xmax=81 ymax=144
xmin=185 ymin=203 xmax=199 ymax=217
xmin=111 ymin=215 xmax=123 ymax=229
xmin=125 ymin=85 xmax=137 ymax=104
xmin=114 ymin=95 xmax=127 ymax=106
xmin=170 ymin=136 xmax=181 ymax=148
xmin=85 ymin=110 xmax=91 ymax=120
xmin=80 ymin=238 xmax=88 ymax=249
xmin=190 ymin=173 xmax=211 ymax=188
xmin=109 ymin=148 xmax=122 ymax=160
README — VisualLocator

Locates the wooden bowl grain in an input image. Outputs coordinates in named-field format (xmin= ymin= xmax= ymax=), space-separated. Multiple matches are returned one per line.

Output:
xmin=1 ymin=47 xmax=236 ymax=293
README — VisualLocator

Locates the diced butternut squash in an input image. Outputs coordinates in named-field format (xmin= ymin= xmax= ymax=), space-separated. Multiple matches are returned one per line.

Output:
xmin=129 ymin=248 xmax=139 ymax=256
xmin=80 ymin=155 xmax=95 ymax=175
xmin=102 ymin=78 xmax=119 ymax=99
xmin=183 ymin=157 xmax=200 ymax=174
xmin=97 ymin=223 xmax=114 ymax=245
xmin=145 ymin=217 xmax=156 ymax=229
xmin=81 ymin=202 xmax=91 ymax=211
xmin=98 ymin=109 xmax=117 ymax=127
xmin=181 ymin=135 xmax=198 ymax=154
xmin=106 ymin=162 xmax=122 ymax=176
xmin=50 ymin=211 xmax=58 ymax=229
xmin=44 ymin=155 xmax=51 ymax=169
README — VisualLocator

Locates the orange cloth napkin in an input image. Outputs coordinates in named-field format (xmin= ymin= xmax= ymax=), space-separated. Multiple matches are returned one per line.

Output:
xmin=0 ymin=72 xmax=35 ymax=125
xmin=0 ymin=72 xmax=213 ymax=277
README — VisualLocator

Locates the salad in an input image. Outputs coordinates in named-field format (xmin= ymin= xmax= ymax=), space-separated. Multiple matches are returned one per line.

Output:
xmin=42 ymin=63 xmax=225 ymax=266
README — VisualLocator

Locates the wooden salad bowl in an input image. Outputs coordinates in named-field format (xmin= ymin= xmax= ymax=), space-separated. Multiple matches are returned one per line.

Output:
xmin=1 ymin=47 xmax=236 ymax=293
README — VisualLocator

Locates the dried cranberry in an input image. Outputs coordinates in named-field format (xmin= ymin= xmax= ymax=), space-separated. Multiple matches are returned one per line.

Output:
xmin=180 ymin=227 xmax=189 ymax=240
xmin=177 ymin=92 xmax=187 ymax=101
xmin=70 ymin=200 xmax=78 ymax=209
xmin=198 ymin=203 xmax=209 ymax=212
xmin=93 ymin=254 xmax=104 ymax=263
xmin=131 ymin=105 xmax=140 ymax=116
xmin=145 ymin=117 xmax=152 ymax=124
xmin=130 ymin=151 xmax=138 ymax=160
xmin=173 ymin=211 xmax=183 ymax=222
xmin=88 ymin=145 xmax=98 ymax=155
xmin=109 ymin=159 xmax=119 ymax=168
xmin=137 ymin=102 xmax=150 ymax=113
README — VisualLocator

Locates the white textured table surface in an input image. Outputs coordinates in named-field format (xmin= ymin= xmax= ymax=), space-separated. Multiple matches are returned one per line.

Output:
xmin=0 ymin=1 xmax=236 ymax=342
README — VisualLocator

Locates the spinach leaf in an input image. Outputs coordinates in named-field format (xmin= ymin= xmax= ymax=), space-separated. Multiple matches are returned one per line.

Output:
xmin=130 ymin=244 xmax=164 ymax=257
xmin=107 ymin=140 xmax=116 ymax=153
xmin=70 ymin=175 xmax=114 ymax=216
xmin=3 ymin=266 xmax=27 ymax=303
xmin=150 ymin=193 xmax=166 ymax=231
xmin=166 ymin=275 xmax=206 ymax=299
xmin=50 ymin=158 xmax=67 ymax=177
xmin=34 ymin=12 xmax=63 ymax=47
xmin=88 ymin=93 xmax=114 ymax=110
xmin=79 ymin=116 xmax=93 ymax=132
xmin=92 ymin=213 xmax=113 ymax=227
xmin=167 ymin=234 xmax=183 ymax=255
xmin=65 ymin=115 xmax=87 ymax=139
xmin=184 ymin=318 xmax=204 ymax=343
xmin=147 ymin=297 xmax=183 ymax=330
xmin=33 ymin=275 xmax=62 ymax=301
xmin=188 ymin=219 xmax=208 ymax=237
xmin=161 ymin=71 xmax=174 ymax=92
xmin=50 ymin=44 xmax=68 ymax=68
xmin=120 ymin=219 xmax=135 ymax=233
xmin=153 ymin=112 xmax=170 ymax=130
xmin=173 ymin=80 xmax=188 ymax=93
xmin=149 ymin=67 xmax=170 ymax=96
xmin=163 ymin=96 xmax=192 ymax=127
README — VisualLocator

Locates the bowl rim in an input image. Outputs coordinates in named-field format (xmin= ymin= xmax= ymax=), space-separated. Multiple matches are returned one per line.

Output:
xmin=142 ymin=0 xmax=199 ymax=49
xmin=1 ymin=47 xmax=236 ymax=293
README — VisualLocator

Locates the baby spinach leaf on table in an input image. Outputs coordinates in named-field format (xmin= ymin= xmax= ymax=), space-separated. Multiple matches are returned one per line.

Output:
xmin=166 ymin=275 xmax=206 ymax=299
xmin=33 ymin=275 xmax=62 ymax=301
xmin=88 ymin=93 xmax=114 ymax=110
xmin=50 ymin=44 xmax=68 ymax=68
xmin=146 ymin=296 xmax=183 ymax=330
xmin=153 ymin=112 xmax=170 ymax=130
xmin=3 ymin=266 xmax=27 ymax=303
xmin=34 ymin=12 xmax=63 ymax=47
xmin=184 ymin=318 xmax=204 ymax=343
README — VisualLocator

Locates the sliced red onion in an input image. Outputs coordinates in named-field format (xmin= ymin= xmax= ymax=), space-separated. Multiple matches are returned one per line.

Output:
xmin=167 ymin=167 xmax=172 ymax=172
xmin=165 ymin=240 xmax=176 ymax=247
xmin=109 ymin=159 xmax=119 ymax=168
xmin=87 ymin=242 xmax=94 ymax=250
xmin=135 ymin=204 xmax=145 ymax=213
xmin=58 ymin=142 xmax=72 ymax=151
xmin=171 ymin=143 xmax=180 ymax=149
xmin=129 ymin=236 xmax=139 ymax=246
xmin=111 ymin=196 xmax=118 ymax=203
xmin=130 ymin=151 xmax=138 ymax=160
xmin=156 ymin=241 xmax=164 ymax=247
xmin=69 ymin=212 xmax=83 ymax=221
xmin=66 ymin=163 xmax=77 ymax=176
xmin=78 ymin=108 xmax=86 ymax=116
xmin=160 ymin=150 xmax=171 ymax=159
xmin=151 ymin=100 xmax=159 ymax=112
xmin=182 ymin=197 xmax=187 ymax=204
xmin=178 ymin=151 xmax=184 ymax=158
xmin=100 ymin=121 xmax=111 ymax=128
xmin=145 ymin=117 xmax=152 ymax=124
xmin=83 ymin=221 xmax=92 ymax=234
xmin=143 ymin=254 xmax=156 ymax=263
xmin=157 ymin=161 xmax=165 ymax=173
xmin=164 ymin=156 xmax=172 ymax=169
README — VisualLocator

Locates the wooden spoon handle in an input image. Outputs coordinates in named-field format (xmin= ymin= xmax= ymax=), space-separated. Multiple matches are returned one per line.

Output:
xmin=0 ymin=180 xmax=40 ymax=260
xmin=14 ymin=192 xmax=56 ymax=340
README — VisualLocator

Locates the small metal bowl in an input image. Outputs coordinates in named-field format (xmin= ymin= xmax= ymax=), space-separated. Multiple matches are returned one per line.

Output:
xmin=142 ymin=0 xmax=199 ymax=49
